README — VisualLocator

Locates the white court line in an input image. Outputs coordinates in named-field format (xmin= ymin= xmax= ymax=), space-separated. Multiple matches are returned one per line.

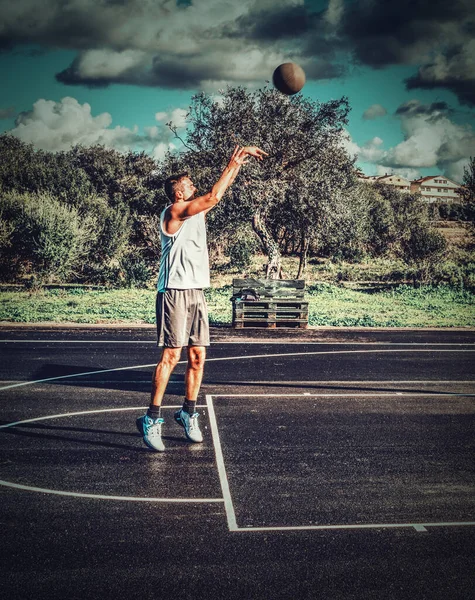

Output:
xmin=0 ymin=480 xmax=224 ymax=503
xmin=208 ymin=392 xmax=475 ymax=398
xmin=0 ymin=406 xmax=220 ymax=504
xmin=0 ymin=363 xmax=158 ymax=391
xmin=0 ymin=405 xmax=206 ymax=429
xmin=213 ymin=341 xmax=475 ymax=346
xmin=207 ymin=392 xmax=475 ymax=533
xmin=1 ymin=351 xmax=473 ymax=516
xmin=206 ymin=394 xmax=238 ymax=531
xmin=233 ymin=522 xmax=475 ymax=533
xmin=1 ymin=339 xmax=474 ymax=346
xmin=1 ymin=348 xmax=475 ymax=391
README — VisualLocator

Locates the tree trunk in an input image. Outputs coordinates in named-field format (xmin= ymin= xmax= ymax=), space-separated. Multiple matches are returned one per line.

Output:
xmin=297 ymin=230 xmax=309 ymax=279
xmin=252 ymin=207 xmax=283 ymax=279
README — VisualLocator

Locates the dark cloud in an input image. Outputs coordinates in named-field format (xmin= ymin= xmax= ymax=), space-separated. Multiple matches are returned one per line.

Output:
xmin=395 ymin=101 xmax=451 ymax=117
xmin=1 ymin=0 xmax=475 ymax=100
xmin=56 ymin=49 xmax=246 ymax=90
xmin=56 ymin=64 xmax=110 ymax=88
xmin=338 ymin=0 xmax=475 ymax=105
xmin=226 ymin=5 xmax=318 ymax=40
xmin=342 ymin=0 xmax=473 ymax=63
xmin=405 ymin=45 xmax=475 ymax=107
xmin=407 ymin=75 xmax=475 ymax=108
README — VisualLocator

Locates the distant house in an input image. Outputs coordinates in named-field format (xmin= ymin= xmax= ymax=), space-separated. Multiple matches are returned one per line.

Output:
xmin=375 ymin=174 xmax=411 ymax=192
xmin=410 ymin=176 xmax=461 ymax=203
xmin=357 ymin=171 xmax=411 ymax=191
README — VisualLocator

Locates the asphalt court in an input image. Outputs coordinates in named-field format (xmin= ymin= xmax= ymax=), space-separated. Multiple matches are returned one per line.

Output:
xmin=1 ymin=327 xmax=474 ymax=599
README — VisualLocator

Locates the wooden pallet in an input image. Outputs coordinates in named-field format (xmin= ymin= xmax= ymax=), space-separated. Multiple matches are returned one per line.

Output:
xmin=232 ymin=279 xmax=308 ymax=328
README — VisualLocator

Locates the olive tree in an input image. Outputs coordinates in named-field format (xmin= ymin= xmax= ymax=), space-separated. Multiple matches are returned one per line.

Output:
xmin=169 ymin=86 xmax=354 ymax=278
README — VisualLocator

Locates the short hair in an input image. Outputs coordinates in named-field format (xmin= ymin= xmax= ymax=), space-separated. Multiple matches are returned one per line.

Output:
xmin=164 ymin=172 xmax=189 ymax=201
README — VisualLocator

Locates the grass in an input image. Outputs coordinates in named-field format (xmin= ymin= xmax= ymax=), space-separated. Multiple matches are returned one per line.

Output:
xmin=0 ymin=283 xmax=473 ymax=328
xmin=1 ymin=253 xmax=473 ymax=328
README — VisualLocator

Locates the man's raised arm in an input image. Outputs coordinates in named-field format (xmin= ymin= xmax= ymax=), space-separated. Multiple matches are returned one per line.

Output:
xmin=170 ymin=145 xmax=267 ymax=221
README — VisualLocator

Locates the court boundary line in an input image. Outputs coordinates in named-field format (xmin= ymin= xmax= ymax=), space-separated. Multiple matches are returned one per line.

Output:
xmin=207 ymin=393 xmax=475 ymax=533
xmin=1 ymin=349 xmax=474 ymax=522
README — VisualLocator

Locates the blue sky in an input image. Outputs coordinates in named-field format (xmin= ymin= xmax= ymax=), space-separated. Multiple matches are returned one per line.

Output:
xmin=1 ymin=0 xmax=474 ymax=183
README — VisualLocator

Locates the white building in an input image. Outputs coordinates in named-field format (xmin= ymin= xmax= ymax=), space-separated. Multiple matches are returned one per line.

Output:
xmin=410 ymin=176 xmax=461 ymax=203
xmin=357 ymin=171 xmax=411 ymax=191
xmin=375 ymin=174 xmax=411 ymax=192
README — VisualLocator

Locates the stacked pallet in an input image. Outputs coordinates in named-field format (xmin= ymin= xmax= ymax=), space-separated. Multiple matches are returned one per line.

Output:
xmin=232 ymin=278 xmax=308 ymax=329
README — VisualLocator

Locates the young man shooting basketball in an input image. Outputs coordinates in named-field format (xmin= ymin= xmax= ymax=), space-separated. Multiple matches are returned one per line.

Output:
xmin=137 ymin=144 xmax=267 ymax=451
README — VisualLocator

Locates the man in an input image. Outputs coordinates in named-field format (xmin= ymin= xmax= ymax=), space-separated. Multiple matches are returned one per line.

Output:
xmin=137 ymin=144 xmax=267 ymax=451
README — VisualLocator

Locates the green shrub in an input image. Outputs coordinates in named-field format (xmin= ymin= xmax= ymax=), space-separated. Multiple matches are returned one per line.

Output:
xmin=1 ymin=191 xmax=97 ymax=283
xmin=120 ymin=254 xmax=153 ymax=288
xmin=225 ymin=229 xmax=258 ymax=270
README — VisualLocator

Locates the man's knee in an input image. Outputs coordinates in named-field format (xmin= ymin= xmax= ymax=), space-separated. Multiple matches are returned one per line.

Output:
xmin=159 ymin=347 xmax=182 ymax=368
xmin=187 ymin=346 xmax=206 ymax=370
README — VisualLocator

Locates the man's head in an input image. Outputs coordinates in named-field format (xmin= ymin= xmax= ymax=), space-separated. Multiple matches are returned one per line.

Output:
xmin=164 ymin=173 xmax=196 ymax=202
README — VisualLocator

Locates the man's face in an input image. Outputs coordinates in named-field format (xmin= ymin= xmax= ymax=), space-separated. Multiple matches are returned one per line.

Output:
xmin=178 ymin=177 xmax=196 ymax=201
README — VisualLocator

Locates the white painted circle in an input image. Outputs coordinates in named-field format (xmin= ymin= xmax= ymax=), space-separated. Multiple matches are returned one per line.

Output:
xmin=1 ymin=348 xmax=473 ymax=501
xmin=0 ymin=406 xmax=222 ymax=503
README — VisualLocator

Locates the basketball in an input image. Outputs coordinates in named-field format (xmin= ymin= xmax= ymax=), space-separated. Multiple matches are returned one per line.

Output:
xmin=272 ymin=62 xmax=306 ymax=95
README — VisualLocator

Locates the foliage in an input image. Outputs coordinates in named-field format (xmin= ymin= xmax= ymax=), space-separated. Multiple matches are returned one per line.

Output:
xmin=0 ymin=136 xmax=165 ymax=285
xmin=458 ymin=156 xmax=475 ymax=205
xmin=0 ymin=115 xmax=470 ymax=290
xmin=0 ymin=191 xmax=96 ymax=283
xmin=119 ymin=253 xmax=153 ymax=288
xmin=225 ymin=226 xmax=259 ymax=271
xmin=0 ymin=135 xmax=93 ymax=204
xmin=172 ymin=86 xmax=354 ymax=278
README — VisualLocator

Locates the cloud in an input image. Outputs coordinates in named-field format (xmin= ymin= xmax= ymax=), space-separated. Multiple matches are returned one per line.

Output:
xmin=341 ymin=131 xmax=385 ymax=163
xmin=7 ymin=96 xmax=181 ymax=155
xmin=352 ymin=100 xmax=475 ymax=182
xmin=324 ymin=0 xmax=345 ymax=27
xmin=0 ymin=106 xmax=16 ymax=119
xmin=0 ymin=0 xmax=341 ymax=90
xmin=340 ymin=0 xmax=475 ymax=106
xmin=56 ymin=49 xmax=150 ymax=87
xmin=374 ymin=165 xmax=421 ymax=181
xmin=362 ymin=104 xmax=387 ymax=120
xmin=394 ymin=100 xmax=452 ymax=118
xmin=405 ymin=39 xmax=475 ymax=107
xmin=0 ymin=0 xmax=474 ymax=102
xmin=381 ymin=100 xmax=475 ymax=178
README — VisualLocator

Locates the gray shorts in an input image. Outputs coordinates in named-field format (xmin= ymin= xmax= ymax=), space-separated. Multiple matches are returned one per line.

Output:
xmin=156 ymin=289 xmax=210 ymax=348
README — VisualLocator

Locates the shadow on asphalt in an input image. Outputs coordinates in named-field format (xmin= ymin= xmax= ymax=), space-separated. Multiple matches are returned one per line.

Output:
xmin=0 ymin=421 xmax=187 ymax=450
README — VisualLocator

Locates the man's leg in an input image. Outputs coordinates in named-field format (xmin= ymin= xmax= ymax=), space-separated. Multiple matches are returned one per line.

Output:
xmin=174 ymin=346 xmax=206 ymax=443
xmin=185 ymin=346 xmax=206 ymax=401
xmin=151 ymin=347 xmax=183 ymax=407
xmin=137 ymin=347 xmax=182 ymax=452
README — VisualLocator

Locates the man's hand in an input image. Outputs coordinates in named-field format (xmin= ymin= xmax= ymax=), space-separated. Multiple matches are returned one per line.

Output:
xmin=243 ymin=146 xmax=268 ymax=161
xmin=228 ymin=145 xmax=249 ymax=168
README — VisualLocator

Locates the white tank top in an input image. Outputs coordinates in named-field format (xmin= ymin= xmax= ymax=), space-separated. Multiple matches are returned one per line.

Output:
xmin=157 ymin=206 xmax=210 ymax=292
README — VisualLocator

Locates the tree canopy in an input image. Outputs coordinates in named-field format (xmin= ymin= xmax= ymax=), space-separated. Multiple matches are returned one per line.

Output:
xmin=168 ymin=86 xmax=355 ymax=277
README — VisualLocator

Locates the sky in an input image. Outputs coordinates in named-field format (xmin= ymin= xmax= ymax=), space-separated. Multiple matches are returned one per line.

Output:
xmin=0 ymin=0 xmax=474 ymax=183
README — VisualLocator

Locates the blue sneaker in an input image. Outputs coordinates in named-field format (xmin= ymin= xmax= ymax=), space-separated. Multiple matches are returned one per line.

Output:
xmin=136 ymin=414 xmax=165 ymax=452
xmin=174 ymin=409 xmax=203 ymax=443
